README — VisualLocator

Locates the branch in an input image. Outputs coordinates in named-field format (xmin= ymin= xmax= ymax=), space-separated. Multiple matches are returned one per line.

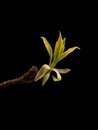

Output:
xmin=0 ymin=66 xmax=38 ymax=88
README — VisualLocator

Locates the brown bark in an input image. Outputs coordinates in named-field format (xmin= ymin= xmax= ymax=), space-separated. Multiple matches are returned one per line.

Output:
xmin=0 ymin=66 xmax=38 ymax=88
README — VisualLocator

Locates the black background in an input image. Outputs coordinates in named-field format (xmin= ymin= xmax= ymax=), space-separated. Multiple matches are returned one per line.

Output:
xmin=0 ymin=0 xmax=97 ymax=129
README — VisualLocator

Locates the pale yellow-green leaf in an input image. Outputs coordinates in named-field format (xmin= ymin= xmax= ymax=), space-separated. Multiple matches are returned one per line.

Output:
xmin=42 ymin=72 xmax=50 ymax=86
xmin=34 ymin=64 xmax=50 ymax=82
xmin=62 ymin=37 xmax=66 ymax=53
xmin=58 ymin=36 xmax=66 ymax=57
xmin=41 ymin=36 xmax=53 ymax=64
xmin=53 ymin=32 xmax=64 ymax=62
xmin=55 ymin=68 xmax=71 ymax=74
xmin=50 ymin=32 xmax=65 ymax=68
xmin=52 ymin=68 xmax=62 ymax=81
xmin=58 ymin=46 xmax=80 ymax=62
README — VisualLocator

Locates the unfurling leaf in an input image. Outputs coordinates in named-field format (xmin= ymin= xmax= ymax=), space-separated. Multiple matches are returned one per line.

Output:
xmin=41 ymin=37 xmax=53 ymax=64
xmin=50 ymin=32 xmax=66 ymax=68
xmin=53 ymin=32 xmax=63 ymax=62
xmin=61 ymin=37 xmax=66 ymax=53
xmin=58 ymin=46 xmax=80 ymax=62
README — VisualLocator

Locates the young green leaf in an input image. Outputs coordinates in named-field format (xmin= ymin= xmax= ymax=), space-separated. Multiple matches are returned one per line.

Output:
xmin=58 ymin=46 xmax=80 ymax=62
xmin=62 ymin=37 xmax=66 ymax=53
xmin=53 ymin=32 xmax=63 ymax=62
xmin=50 ymin=32 xmax=65 ymax=68
xmin=41 ymin=37 xmax=53 ymax=64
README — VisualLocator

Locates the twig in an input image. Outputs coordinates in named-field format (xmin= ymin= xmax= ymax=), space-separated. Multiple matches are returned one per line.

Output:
xmin=0 ymin=66 xmax=38 ymax=88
